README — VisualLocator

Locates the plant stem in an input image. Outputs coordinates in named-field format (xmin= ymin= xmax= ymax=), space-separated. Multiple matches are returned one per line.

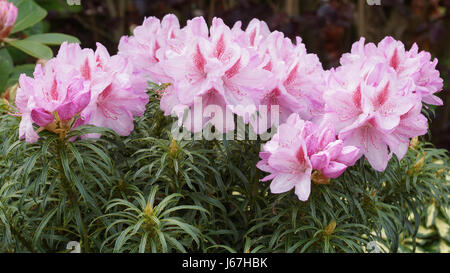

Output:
xmin=56 ymin=140 xmax=91 ymax=253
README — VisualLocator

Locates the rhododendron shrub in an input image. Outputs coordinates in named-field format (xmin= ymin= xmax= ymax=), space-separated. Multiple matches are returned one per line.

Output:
xmin=0 ymin=14 xmax=448 ymax=254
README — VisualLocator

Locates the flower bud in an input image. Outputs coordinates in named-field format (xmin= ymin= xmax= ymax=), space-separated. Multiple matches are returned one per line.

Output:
xmin=118 ymin=179 xmax=125 ymax=191
xmin=0 ymin=1 xmax=18 ymax=40
xmin=169 ymin=138 xmax=178 ymax=158
xmin=408 ymin=152 xmax=426 ymax=175
xmin=311 ymin=170 xmax=331 ymax=185
xmin=413 ymin=153 xmax=426 ymax=173
xmin=144 ymin=202 xmax=153 ymax=217
xmin=323 ymin=220 xmax=337 ymax=236
xmin=409 ymin=137 xmax=419 ymax=149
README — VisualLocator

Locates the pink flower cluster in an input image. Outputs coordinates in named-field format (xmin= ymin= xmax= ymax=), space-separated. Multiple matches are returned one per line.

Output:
xmin=0 ymin=0 xmax=17 ymax=40
xmin=14 ymin=14 xmax=444 ymax=201
xmin=16 ymin=42 xmax=148 ymax=143
xmin=322 ymin=37 xmax=440 ymax=172
xmin=257 ymin=114 xmax=360 ymax=201
xmin=118 ymin=14 xmax=326 ymax=133
xmin=340 ymin=37 xmax=443 ymax=106
xmin=117 ymin=15 xmax=443 ymax=201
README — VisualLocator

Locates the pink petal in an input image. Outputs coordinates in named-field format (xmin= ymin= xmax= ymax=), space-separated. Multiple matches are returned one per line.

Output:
xmin=336 ymin=146 xmax=361 ymax=166
xmin=73 ymin=89 xmax=91 ymax=114
xmin=19 ymin=114 xmax=39 ymax=143
xmin=31 ymin=108 xmax=54 ymax=127
xmin=310 ymin=152 xmax=330 ymax=170
xmin=268 ymin=149 xmax=300 ymax=173
xmin=186 ymin=17 xmax=209 ymax=38
xmin=374 ymin=114 xmax=400 ymax=132
xmin=322 ymin=161 xmax=347 ymax=179
xmin=422 ymin=94 xmax=443 ymax=106
xmin=56 ymin=101 xmax=77 ymax=121
xmin=318 ymin=126 xmax=336 ymax=150
xmin=261 ymin=173 xmax=276 ymax=182
xmin=324 ymin=140 xmax=344 ymax=159
xmin=270 ymin=173 xmax=297 ymax=194
xmin=364 ymin=134 xmax=391 ymax=172
xmin=294 ymin=172 xmax=312 ymax=201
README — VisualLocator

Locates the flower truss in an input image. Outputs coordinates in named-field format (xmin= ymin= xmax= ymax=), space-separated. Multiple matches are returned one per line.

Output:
xmin=15 ymin=42 xmax=148 ymax=143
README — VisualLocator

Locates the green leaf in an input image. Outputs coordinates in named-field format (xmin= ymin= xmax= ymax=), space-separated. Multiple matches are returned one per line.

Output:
xmin=0 ymin=56 xmax=12 ymax=92
xmin=206 ymin=245 xmax=237 ymax=253
xmin=0 ymin=48 xmax=13 ymax=68
xmin=0 ymin=48 xmax=13 ymax=91
xmin=25 ymin=33 xmax=80 ymax=45
xmin=156 ymin=230 xmax=168 ymax=253
xmin=11 ymin=0 xmax=47 ymax=34
xmin=67 ymin=125 xmax=117 ymax=139
xmin=6 ymin=39 xmax=53 ymax=60
xmin=32 ymin=208 xmax=57 ymax=247
xmin=165 ymin=234 xmax=187 ymax=253
xmin=139 ymin=233 xmax=148 ymax=253
xmin=114 ymin=226 xmax=134 ymax=252
xmin=162 ymin=218 xmax=200 ymax=245
xmin=159 ymin=205 xmax=210 ymax=218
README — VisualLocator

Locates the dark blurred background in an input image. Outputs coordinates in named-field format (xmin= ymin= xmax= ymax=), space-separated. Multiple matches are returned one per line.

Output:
xmin=36 ymin=0 xmax=449 ymax=149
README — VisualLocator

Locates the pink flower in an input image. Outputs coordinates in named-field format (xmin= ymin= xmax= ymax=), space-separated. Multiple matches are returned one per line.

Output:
xmin=119 ymin=15 xmax=327 ymax=135
xmin=306 ymin=122 xmax=360 ymax=178
xmin=407 ymin=44 xmax=444 ymax=105
xmin=323 ymin=37 xmax=431 ymax=171
xmin=59 ymin=42 xmax=149 ymax=137
xmin=261 ymin=34 xmax=326 ymax=121
xmin=15 ymin=42 xmax=148 ymax=143
xmin=234 ymin=23 xmax=327 ymax=133
xmin=230 ymin=18 xmax=271 ymax=49
xmin=159 ymin=17 xmax=270 ymax=133
xmin=251 ymin=32 xmax=306 ymax=130
xmin=383 ymin=102 xmax=428 ymax=160
xmin=257 ymin=114 xmax=360 ymax=201
xmin=162 ymin=35 xmax=228 ymax=131
xmin=118 ymin=14 xmax=182 ymax=85
xmin=163 ymin=33 xmax=224 ymax=106
xmin=257 ymin=114 xmax=313 ymax=201
xmin=15 ymin=59 xmax=91 ymax=143
xmin=0 ymin=0 xmax=17 ymax=40
xmin=211 ymin=18 xmax=270 ymax=110
xmin=341 ymin=37 xmax=443 ymax=105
